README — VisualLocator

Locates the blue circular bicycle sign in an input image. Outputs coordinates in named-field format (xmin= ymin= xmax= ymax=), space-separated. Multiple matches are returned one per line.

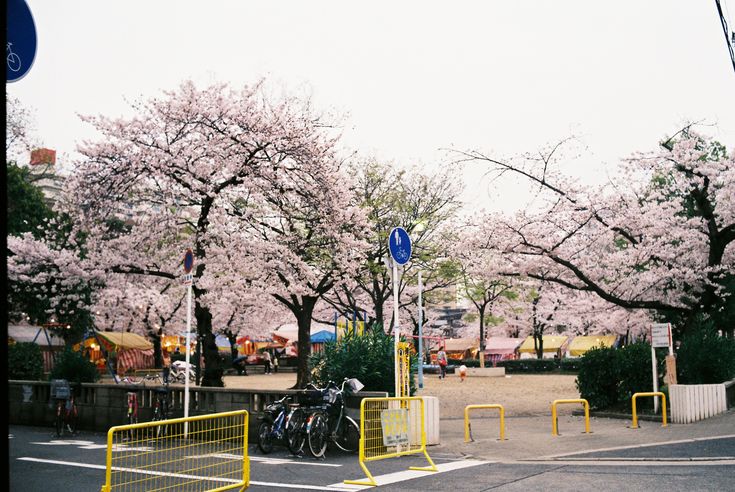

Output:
xmin=7 ymin=0 xmax=37 ymax=83
xmin=183 ymin=249 xmax=194 ymax=273
xmin=388 ymin=227 xmax=412 ymax=265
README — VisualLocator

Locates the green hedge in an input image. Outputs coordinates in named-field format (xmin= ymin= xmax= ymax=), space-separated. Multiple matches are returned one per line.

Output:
xmin=8 ymin=342 xmax=44 ymax=380
xmin=676 ymin=328 xmax=735 ymax=384
xmin=497 ymin=359 xmax=560 ymax=373
xmin=49 ymin=348 xmax=100 ymax=384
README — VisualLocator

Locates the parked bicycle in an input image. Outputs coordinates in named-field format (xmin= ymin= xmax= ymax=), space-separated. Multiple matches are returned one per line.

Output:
xmin=305 ymin=378 xmax=362 ymax=458
xmin=150 ymin=386 xmax=171 ymax=438
xmin=283 ymin=383 xmax=323 ymax=455
xmin=257 ymin=395 xmax=295 ymax=454
xmin=125 ymin=389 xmax=140 ymax=441
xmin=51 ymin=379 xmax=78 ymax=438
xmin=170 ymin=360 xmax=196 ymax=383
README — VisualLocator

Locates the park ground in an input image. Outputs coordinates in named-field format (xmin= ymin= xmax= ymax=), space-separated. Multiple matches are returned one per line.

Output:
xmin=222 ymin=371 xmax=582 ymax=418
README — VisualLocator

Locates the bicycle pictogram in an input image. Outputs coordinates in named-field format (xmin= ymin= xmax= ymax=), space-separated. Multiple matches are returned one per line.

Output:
xmin=7 ymin=43 xmax=22 ymax=72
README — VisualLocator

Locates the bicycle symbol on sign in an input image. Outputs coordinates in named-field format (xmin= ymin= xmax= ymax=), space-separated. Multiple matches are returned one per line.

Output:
xmin=7 ymin=43 xmax=22 ymax=72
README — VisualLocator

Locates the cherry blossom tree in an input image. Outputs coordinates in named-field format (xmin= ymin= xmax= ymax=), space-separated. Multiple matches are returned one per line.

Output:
xmin=59 ymin=79 xmax=370 ymax=386
xmin=458 ymin=128 xmax=735 ymax=337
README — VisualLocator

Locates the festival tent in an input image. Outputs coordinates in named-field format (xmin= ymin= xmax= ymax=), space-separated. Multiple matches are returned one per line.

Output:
xmin=434 ymin=338 xmax=479 ymax=361
xmin=93 ymin=331 xmax=154 ymax=374
xmin=517 ymin=335 xmax=570 ymax=359
xmin=566 ymin=335 xmax=619 ymax=357
xmin=484 ymin=337 xmax=524 ymax=366
xmin=8 ymin=324 xmax=65 ymax=372
xmin=311 ymin=330 xmax=336 ymax=343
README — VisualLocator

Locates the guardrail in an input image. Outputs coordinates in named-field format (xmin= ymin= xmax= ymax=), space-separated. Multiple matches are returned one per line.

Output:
xmin=464 ymin=404 xmax=505 ymax=442
xmin=631 ymin=392 xmax=667 ymax=429
xmin=551 ymin=398 xmax=590 ymax=436
xmin=100 ymin=409 xmax=249 ymax=492
xmin=344 ymin=397 xmax=437 ymax=487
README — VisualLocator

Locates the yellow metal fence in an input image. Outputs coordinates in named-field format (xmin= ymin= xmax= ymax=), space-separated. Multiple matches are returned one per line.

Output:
xmin=345 ymin=396 xmax=436 ymax=487
xmin=100 ymin=410 xmax=249 ymax=492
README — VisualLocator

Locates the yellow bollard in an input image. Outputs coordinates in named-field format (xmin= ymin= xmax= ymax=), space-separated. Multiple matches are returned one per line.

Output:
xmin=551 ymin=399 xmax=590 ymax=436
xmin=631 ymin=392 xmax=667 ymax=429
xmin=464 ymin=404 xmax=506 ymax=442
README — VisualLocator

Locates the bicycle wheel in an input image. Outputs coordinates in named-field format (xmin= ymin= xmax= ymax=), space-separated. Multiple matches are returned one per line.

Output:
xmin=307 ymin=412 xmax=328 ymax=458
xmin=257 ymin=421 xmax=275 ymax=454
xmin=127 ymin=414 xmax=138 ymax=441
xmin=285 ymin=408 xmax=306 ymax=455
xmin=55 ymin=402 xmax=64 ymax=438
xmin=332 ymin=416 xmax=360 ymax=453
xmin=66 ymin=404 xmax=79 ymax=435
xmin=152 ymin=410 xmax=167 ymax=439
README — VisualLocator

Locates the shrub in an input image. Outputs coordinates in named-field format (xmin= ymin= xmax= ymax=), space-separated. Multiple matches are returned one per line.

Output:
xmin=310 ymin=329 xmax=414 ymax=396
xmin=49 ymin=348 xmax=100 ymax=384
xmin=575 ymin=346 xmax=620 ymax=410
xmin=8 ymin=342 xmax=44 ymax=380
xmin=460 ymin=358 xmax=480 ymax=368
xmin=560 ymin=358 xmax=582 ymax=372
xmin=497 ymin=358 xmax=559 ymax=373
xmin=617 ymin=343 xmax=655 ymax=410
xmin=677 ymin=328 xmax=735 ymax=384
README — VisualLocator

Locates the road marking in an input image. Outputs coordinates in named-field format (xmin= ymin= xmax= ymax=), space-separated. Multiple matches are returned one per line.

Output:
xmin=336 ymin=459 xmax=489 ymax=490
xmin=509 ymin=459 xmax=735 ymax=466
xmin=189 ymin=453 xmax=342 ymax=467
xmin=543 ymin=434 xmax=735 ymax=459
xmin=31 ymin=440 xmax=154 ymax=452
xmin=17 ymin=457 xmax=355 ymax=491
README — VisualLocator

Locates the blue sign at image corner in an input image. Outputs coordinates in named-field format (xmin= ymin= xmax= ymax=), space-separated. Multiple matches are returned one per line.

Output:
xmin=7 ymin=0 xmax=38 ymax=83
xmin=388 ymin=227 xmax=412 ymax=265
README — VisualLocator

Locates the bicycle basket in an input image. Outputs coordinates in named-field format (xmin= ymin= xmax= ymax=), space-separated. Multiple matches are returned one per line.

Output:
xmin=297 ymin=389 xmax=324 ymax=405
xmin=51 ymin=379 xmax=71 ymax=399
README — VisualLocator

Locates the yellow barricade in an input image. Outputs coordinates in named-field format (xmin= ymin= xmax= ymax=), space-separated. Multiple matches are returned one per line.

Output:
xmin=397 ymin=342 xmax=411 ymax=398
xmin=345 ymin=397 xmax=437 ymax=487
xmin=464 ymin=404 xmax=506 ymax=442
xmin=100 ymin=409 xmax=249 ymax=492
xmin=631 ymin=392 xmax=668 ymax=429
xmin=551 ymin=399 xmax=590 ymax=436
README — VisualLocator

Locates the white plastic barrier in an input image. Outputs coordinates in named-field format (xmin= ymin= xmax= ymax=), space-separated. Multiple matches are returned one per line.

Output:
xmin=669 ymin=383 xmax=728 ymax=424
xmin=407 ymin=396 xmax=440 ymax=446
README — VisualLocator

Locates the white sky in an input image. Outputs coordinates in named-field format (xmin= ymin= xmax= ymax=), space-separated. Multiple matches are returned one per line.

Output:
xmin=7 ymin=0 xmax=735 ymax=214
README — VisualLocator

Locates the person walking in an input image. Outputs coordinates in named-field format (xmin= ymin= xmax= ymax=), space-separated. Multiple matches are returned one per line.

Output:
xmin=272 ymin=351 xmax=279 ymax=373
xmin=263 ymin=350 xmax=272 ymax=374
xmin=162 ymin=351 xmax=171 ymax=384
xmin=437 ymin=348 xmax=448 ymax=380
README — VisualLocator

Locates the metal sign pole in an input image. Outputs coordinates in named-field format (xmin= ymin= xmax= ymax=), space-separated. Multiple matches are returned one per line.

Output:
xmin=418 ymin=270 xmax=424 ymax=389
xmin=393 ymin=261 xmax=400 ymax=398
xmin=184 ymin=282 xmax=192 ymax=437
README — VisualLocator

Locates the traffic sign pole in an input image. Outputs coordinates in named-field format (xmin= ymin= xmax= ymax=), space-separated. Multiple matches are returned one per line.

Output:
xmin=393 ymin=261 xmax=400 ymax=398
xmin=182 ymin=249 xmax=194 ymax=438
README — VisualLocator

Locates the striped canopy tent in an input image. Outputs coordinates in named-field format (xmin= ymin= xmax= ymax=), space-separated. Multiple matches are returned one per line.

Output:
xmin=484 ymin=337 xmax=524 ymax=366
xmin=8 ymin=325 xmax=65 ymax=373
xmin=517 ymin=335 xmax=570 ymax=359
xmin=566 ymin=335 xmax=619 ymax=357
xmin=93 ymin=331 xmax=154 ymax=374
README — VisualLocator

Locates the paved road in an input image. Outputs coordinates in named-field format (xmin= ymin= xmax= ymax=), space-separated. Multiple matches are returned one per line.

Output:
xmin=10 ymin=420 xmax=735 ymax=491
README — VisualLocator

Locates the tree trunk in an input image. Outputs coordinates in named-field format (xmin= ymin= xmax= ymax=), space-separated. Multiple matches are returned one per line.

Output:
xmin=195 ymin=303 xmax=224 ymax=387
xmin=479 ymin=305 xmax=486 ymax=368
xmin=294 ymin=296 xmax=317 ymax=389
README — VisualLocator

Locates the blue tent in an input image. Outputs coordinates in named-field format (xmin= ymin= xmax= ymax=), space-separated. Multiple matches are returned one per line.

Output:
xmin=310 ymin=330 xmax=336 ymax=343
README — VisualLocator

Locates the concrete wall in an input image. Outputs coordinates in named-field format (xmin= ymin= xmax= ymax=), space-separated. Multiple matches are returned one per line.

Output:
xmin=9 ymin=380 xmax=386 ymax=441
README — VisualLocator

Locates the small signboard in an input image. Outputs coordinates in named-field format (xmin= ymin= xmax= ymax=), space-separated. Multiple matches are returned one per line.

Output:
xmin=183 ymin=249 xmax=194 ymax=273
xmin=651 ymin=323 xmax=672 ymax=348
xmin=380 ymin=408 xmax=409 ymax=447
xmin=182 ymin=273 xmax=193 ymax=286
xmin=388 ymin=227 xmax=412 ymax=265
xmin=7 ymin=0 xmax=38 ymax=83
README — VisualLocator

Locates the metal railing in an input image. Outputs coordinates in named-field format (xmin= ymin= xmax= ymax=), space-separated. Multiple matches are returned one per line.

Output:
xmin=344 ymin=397 xmax=437 ymax=487
xmin=464 ymin=404 xmax=506 ymax=442
xmin=100 ymin=409 xmax=249 ymax=492
xmin=631 ymin=392 xmax=667 ymax=429
xmin=551 ymin=398 xmax=590 ymax=436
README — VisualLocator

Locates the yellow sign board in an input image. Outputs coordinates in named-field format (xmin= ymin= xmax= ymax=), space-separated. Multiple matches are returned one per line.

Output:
xmin=380 ymin=408 xmax=409 ymax=447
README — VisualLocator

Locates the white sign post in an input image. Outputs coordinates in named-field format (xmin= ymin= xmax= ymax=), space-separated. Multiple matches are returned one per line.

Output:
xmin=388 ymin=227 xmax=412 ymax=398
xmin=183 ymin=249 xmax=194 ymax=438
xmin=650 ymin=323 xmax=673 ymax=414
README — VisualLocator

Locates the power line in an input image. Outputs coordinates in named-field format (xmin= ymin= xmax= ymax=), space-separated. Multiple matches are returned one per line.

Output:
xmin=715 ymin=0 xmax=735 ymax=75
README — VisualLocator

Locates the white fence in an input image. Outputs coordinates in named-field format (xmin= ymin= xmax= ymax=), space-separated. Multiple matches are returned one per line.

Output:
xmin=669 ymin=381 xmax=732 ymax=424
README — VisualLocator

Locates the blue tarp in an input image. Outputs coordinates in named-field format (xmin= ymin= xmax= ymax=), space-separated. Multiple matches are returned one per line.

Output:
xmin=310 ymin=330 xmax=336 ymax=343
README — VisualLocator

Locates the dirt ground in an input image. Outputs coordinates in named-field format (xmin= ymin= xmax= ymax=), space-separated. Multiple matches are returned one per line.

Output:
xmin=222 ymin=371 xmax=581 ymax=419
